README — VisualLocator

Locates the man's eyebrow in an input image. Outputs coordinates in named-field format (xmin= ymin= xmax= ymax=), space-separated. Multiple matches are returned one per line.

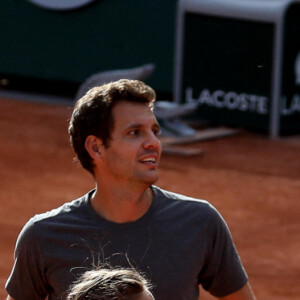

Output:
xmin=124 ymin=122 xmax=160 ymax=130
xmin=125 ymin=123 xmax=143 ymax=130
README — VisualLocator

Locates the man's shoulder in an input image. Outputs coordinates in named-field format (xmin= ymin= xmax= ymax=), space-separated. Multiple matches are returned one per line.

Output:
xmin=24 ymin=191 xmax=92 ymax=232
xmin=13 ymin=191 xmax=94 ymax=254
xmin=153 ymin=185 xmax=210 ymax=206
xmin=152 ymin=186 xmax=224 ymax=232
xmin=152 ymin=185 xmax=216 ymax=217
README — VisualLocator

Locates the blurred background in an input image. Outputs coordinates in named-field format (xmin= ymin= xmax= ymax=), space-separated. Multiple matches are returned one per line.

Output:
xmin=1 ymin=0 xmax=300 ymax=137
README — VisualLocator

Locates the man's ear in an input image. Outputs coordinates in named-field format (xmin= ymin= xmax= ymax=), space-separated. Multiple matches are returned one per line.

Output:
xmin=85 ymin=135 xmax=104 ymax=160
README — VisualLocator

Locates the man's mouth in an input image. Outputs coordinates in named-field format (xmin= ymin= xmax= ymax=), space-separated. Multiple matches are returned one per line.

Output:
xmin=139 ymin=153 xmax=159 ymax=165
xmin=140 ymin=157 xmax=156 ymax=164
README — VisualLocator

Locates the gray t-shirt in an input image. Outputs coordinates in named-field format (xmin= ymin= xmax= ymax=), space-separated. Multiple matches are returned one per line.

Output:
xmin=6 ymin=186 xmax=248 ymax=300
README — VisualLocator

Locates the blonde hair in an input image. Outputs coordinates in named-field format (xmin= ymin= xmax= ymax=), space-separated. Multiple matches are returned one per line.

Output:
xmin=67 ymin=268 xmax=151 ymax=300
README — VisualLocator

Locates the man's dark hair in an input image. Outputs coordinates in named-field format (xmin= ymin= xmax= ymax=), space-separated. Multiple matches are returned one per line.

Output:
xmin=68 ymin=79 xmax=156 ymax=174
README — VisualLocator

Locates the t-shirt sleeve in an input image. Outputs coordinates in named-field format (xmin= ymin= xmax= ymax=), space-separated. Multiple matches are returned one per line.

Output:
xmin=198 ymin=204 xmax=248 ymax=297
xmin=5 ymin=218 xmax=49 ymax=300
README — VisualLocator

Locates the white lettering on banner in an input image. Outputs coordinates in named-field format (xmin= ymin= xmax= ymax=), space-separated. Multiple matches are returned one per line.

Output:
xmin=294 ymin=51 xmax=300 ymax=85
xmin=186 ymin=88 xmax=268 ymax=114
xmin=282 ymin=94 xmax=300 ymax=115
xmin=212 ymin=90 xmax=225 ymax=108
xmin=26 ymin=0 xmax=96 ymax=10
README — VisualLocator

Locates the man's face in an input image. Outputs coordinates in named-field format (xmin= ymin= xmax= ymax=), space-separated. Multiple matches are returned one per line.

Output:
xmin=101 ymin=101 xmax=161 ymax=187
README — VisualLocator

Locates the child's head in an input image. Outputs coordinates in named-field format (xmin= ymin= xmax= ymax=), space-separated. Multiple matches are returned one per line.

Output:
xmin=67 ymin=268 xmax=154 ymax=300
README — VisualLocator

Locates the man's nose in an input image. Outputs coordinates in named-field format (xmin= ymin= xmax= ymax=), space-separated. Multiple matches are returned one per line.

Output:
xmin=143 ymin=131 xmax=161 ymax=150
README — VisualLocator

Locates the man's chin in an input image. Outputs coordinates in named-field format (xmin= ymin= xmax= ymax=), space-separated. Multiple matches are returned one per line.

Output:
xmin=141 ymin=174 xmax=159 ymax=186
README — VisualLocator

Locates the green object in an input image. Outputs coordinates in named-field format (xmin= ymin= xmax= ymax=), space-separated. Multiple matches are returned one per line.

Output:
xmin=174 ymin=0 xmax=300 ymax=136
xmin=0 ymin=0 xmax=177 ymax=95
xmin=181 ymin=13 xmax=273 ymax=132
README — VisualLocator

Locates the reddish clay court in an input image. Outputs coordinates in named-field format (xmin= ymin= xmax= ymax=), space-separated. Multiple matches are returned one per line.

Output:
xmin=0 ymin=98 xmax=299 ymax=299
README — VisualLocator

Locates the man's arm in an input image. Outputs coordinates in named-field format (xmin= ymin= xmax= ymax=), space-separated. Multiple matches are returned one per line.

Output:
xmin=219 ymin=283 xmax=256 ymax=300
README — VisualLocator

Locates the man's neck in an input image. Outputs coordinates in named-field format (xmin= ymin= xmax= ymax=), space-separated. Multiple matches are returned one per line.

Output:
xmin=90 ymin=184 xmax=154 ymax=223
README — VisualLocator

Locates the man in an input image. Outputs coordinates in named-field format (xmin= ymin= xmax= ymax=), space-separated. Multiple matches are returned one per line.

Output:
xmin=6 ymin=79 xmax=256 ymax=300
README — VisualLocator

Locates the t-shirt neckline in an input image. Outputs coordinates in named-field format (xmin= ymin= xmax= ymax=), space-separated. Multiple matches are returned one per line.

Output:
xmin=83 ymin=186 xmax=159 ymax=230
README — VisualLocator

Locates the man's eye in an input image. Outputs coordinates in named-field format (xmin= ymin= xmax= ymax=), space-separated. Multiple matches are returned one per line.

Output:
xmin=129 ymin=130 xmax=139 ymax=136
